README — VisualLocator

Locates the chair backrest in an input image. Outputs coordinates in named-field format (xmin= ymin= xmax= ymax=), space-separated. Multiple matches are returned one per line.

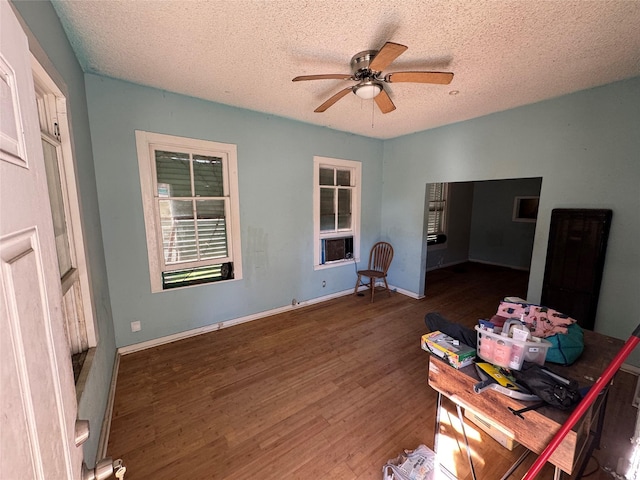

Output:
xmin=368 ymin=242 xmax=394 ymax=273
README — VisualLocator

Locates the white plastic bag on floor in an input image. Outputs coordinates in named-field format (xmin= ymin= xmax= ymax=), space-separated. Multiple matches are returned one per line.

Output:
xmin=382 ymin=444 xmax=439 ymax=480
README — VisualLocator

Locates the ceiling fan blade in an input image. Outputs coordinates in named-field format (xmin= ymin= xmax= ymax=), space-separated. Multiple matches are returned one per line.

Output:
xmin=385 ymin=71 xmax=454 ymax=85
xmin=369 ymin=42 xmax=408 ymax=72
xmin=293 ymin=74 xmax=354 ymax=82
xmin=314 ymin=87 xmax=353 ymax=112
xmin=374 ymin=89 xmax=396 ymax=114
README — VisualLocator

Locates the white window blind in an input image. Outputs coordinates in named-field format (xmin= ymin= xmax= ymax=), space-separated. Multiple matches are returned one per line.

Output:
xmin=427 ymin=183 xmax=448 ymax=245
xmin=155 ymin=151 xmax=229 ymax=268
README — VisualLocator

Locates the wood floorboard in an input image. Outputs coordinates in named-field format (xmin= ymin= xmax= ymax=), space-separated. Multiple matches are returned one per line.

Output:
xmin=107 ymin=262 xmax=637 ymax=479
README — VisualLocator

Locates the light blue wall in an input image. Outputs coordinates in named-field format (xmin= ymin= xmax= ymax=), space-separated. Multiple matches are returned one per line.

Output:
xmin=12 ymin=0 xmax=117 ymax=465
xmin=88 ymin=75 xmax=638 ymax=361
xmin=382 ymin=77 xmax=640 ymax=364
xmin=84 ymin=75 xmax=384 ymax=348
xmin=469 ymin=177 xmax=542 ymax=269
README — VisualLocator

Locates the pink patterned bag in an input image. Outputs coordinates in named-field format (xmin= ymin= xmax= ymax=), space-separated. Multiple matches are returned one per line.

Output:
xmin=494 ymin=300 xmax=576 ymax=338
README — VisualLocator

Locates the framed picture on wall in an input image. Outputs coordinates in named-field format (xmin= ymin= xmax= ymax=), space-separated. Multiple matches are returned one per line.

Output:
xmin=513 ymin=196 xmax=539 ymax=222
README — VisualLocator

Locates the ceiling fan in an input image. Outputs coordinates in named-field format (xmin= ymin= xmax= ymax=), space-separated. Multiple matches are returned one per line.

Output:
xmin=293 ymin=42 xmax=454 ymax=114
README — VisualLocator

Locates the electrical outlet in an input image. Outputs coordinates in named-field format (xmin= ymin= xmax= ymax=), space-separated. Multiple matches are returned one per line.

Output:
xmin=131 ymin=321 xmax=141 ymax=332
xmin=322 ymin=280 xmax=326 ymax=287
xmin=291 ymin=298 xmax=297 ymax=306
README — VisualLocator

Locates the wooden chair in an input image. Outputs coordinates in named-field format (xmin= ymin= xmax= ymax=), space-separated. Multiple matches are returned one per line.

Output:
xmin=354 ymin=242 xmax=394 ymax=302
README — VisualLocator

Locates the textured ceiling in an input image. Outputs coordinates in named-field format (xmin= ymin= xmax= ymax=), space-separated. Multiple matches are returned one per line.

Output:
xmin=51 ymin=0 xmax=640 ymax=139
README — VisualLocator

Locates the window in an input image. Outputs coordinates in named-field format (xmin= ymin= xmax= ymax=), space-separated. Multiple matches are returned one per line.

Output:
xmin=427 ymin=182 xmax=448 ymax=246
xmin=136 ymin=131 xmax=242 ymax=292
xmin=313 ymin=156 xmax=361 ymax=267
xmin=513 ymin=196 xmax=539 ymax=223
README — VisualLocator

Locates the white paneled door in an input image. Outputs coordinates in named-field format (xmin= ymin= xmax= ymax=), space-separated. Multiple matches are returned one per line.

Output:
xmin=0 ymin=1 xmax=83 ymax=479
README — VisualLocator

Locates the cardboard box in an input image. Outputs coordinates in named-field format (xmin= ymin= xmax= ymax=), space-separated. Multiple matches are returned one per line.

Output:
xmin=464 ymin=408 xmax=519 ymax=451
xmin=421 ymin=331 xmax=476 ymax=369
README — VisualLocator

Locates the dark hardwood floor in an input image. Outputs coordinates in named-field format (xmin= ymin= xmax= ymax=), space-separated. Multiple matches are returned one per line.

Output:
xmin=107 ymin=262 xmax=637 ymax=479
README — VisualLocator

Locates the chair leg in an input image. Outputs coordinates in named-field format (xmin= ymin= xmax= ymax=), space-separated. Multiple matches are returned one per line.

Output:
xmin=370 ymin=277 xmax=375 ymax=303
xmin=354 ymin=274 xmax=362 ymax=295
xmin=383 ymin=277 xmax=391 ymax=297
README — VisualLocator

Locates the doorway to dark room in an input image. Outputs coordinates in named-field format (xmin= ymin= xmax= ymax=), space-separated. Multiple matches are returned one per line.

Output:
xmin=423 ymin=177 xmax=542 ymax=299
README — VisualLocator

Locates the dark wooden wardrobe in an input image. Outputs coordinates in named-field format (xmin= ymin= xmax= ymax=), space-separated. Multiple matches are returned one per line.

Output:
xmin=541 ymin=209 xmax=612 ymax=330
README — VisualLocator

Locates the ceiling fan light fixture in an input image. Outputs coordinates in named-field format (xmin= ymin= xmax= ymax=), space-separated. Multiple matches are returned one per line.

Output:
xmin=294 ymin=42 xmax=454 ymax=114
xmin=354 ymin=82 xmax=382 ymax=99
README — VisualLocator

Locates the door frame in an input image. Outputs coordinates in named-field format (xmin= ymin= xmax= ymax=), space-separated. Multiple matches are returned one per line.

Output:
xmin=32 ymin=56 xmax=99 ymax=348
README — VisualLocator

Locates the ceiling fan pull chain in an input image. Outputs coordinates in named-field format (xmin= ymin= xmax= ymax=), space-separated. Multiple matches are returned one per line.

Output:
xmin=371 ymin=98 xmax=375 ymax=128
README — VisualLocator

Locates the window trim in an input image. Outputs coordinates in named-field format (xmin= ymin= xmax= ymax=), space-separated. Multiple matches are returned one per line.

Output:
xmin=313 ymin=156 xmax=361 ymax=269
xmin=136 ymin=131 xmax=242 ymax=292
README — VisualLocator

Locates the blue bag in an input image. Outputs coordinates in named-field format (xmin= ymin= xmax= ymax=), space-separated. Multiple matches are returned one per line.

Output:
xmin=544 ymin=323 xmax=584 ymax=365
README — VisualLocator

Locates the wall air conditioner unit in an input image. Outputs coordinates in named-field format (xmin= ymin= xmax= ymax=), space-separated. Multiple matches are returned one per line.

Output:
xmin=322 ymin=236 xmax=354 ymax=263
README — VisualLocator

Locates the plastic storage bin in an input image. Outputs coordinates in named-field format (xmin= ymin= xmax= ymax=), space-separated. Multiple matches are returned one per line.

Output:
xmin=475 ymin=326 xmax=552 ymax=370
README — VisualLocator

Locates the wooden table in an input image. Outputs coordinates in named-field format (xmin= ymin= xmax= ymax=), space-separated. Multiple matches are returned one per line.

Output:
xmin=428 ymin=329 xmax=624 ymax=478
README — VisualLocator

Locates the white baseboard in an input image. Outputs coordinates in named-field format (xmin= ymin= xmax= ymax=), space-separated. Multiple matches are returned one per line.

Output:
xmin=391 ymin=284 xmax=423 ymax=299
xmin=467 ymin=258 xmax=530 ymax=272
xmin=622 ymin=363 xmax=640 ymax=376
xmin=96 ymin=351 xmax=120 ymax=459
xmin=355 ymin=281 xmax=421 ymax=300
xmin=426 ymin=259 xmax=530 ymax=273
xmin=617 ymin=363 xmax=640 ymax=408
xmin=118 ymin=308 xmax=292 ymax=355
xmin=425 ymin=259 xmax=467 ymax=273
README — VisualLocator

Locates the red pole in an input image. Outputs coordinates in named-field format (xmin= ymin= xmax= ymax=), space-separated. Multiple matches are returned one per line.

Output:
xmin=522 ymin=324 xmax=640 ymax=480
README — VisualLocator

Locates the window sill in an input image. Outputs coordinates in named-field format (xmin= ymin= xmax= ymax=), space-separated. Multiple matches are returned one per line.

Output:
xmin=427 ymin=233 xmax=447 ymax=246
xmin=427 ymin=233 xmax=448 ymax=251
xmin=314 ymin=258 xmax=358 ymax=271
xmin=151 ymin=276 xmax=239 ymax=293
xmin=75 ymin=347 xmax=96 ymax=405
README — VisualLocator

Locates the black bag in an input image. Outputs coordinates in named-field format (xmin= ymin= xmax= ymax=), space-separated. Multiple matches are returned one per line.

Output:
xmin=512 ymin=363 xmax=581 ymax=410
xmin=424 ymin=312 xmax=477 ymax=348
